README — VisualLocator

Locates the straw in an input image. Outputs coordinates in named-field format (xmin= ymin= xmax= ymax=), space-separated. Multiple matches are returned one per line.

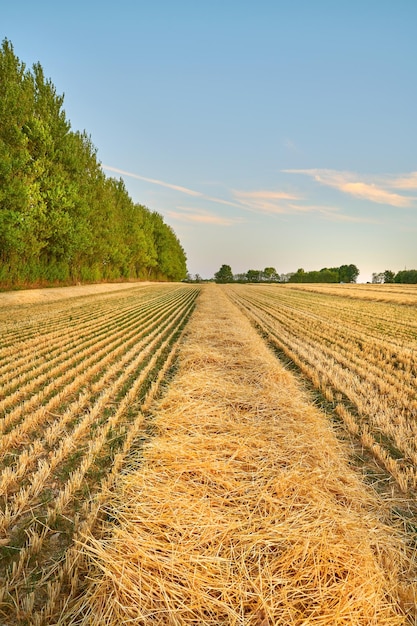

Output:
xmin=65 ymin=285 xmax=416 ymax=625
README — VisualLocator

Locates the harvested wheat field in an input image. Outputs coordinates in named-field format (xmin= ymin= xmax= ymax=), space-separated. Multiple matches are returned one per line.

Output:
xmin=224 ymin=283 xmax=417 ymax=493
xmin=63 ymin=285 xmax=417 ymax=625
xmin=0 ymin=282 xmax=200 ymax=624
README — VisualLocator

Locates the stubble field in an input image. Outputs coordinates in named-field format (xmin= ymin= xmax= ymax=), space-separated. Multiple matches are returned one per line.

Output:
xmin=225 ymin=283 xmax=417 ymax=492
xmin=0 ymin=283 xmax=200 ymax=624
xmin=1 ymin=282 xmax=417 ymax=625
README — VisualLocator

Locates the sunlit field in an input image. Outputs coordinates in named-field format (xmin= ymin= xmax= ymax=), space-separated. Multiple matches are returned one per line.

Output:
xmin=1 ymin=283 xmax=417 ymax=625
xmin=224 ymin=283 xmax=417 ymax=493
xmin=0 ymin=283 xmax=200 ymax=624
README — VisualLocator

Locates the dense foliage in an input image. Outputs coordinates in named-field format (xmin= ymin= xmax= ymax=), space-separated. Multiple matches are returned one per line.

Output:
xmin=214 ymin=264 xmax=359 ymax=284
xmin=214 ymin=264 xmax=234 ymax=283
xmin=288 ymin=264 xmax=359 ymax=283
xmin=372 ymin=269 xmax=417 ymax=284
xmin=0 ymin=39 xmax=187 ymax=287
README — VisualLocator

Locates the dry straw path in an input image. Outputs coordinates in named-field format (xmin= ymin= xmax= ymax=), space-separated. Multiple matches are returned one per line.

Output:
xmin=65 ymin=285 xmax=416 ymax=625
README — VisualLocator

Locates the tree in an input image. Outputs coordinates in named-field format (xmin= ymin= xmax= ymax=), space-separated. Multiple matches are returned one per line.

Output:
xmin=288 ymin=264 xmax=359 ymax=284
xmin=372 ymin=272 xmax=384 ymax=284
xmin=0 ymin=39 xmax=35 ymax=277
xmin=0 ymin=39 xmax=188 ymax=287
xmin=246 ymin=269 xmax=261 ymax=283
xmin=339 ymin=264 xmax=359 ymax=283
xmin=394 ymin=269 xmax=417 ymax=284
xmin=151 ymin=211 xmax=187 ymax=281
xmin=289 ymin=268 xmax=305 ymax=283
xmin=262 ymin=267 xmax=278 ymax=281
xmin=214 ymin=264 xmax=234 ymax=283
xmin=383 ymin=270 xmax=395 ymax=283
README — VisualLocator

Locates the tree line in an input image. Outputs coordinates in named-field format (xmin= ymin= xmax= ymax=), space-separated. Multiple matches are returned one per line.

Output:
xmin=0 ymin=39 xmax=187 ymax=288
xmin=214 ymin=264 xmax=360 ymax=284
xmin=372 ymin=269 xmax=417 ymax=284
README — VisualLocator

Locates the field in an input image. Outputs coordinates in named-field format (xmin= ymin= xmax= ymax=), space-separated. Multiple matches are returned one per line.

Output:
xmin=0 ymin=283 xmax=200 ymax=624
xmin=225 ymin=283 xmax=417 ymax=492
xmin=1 ymin=282 xmax=417 ymax=624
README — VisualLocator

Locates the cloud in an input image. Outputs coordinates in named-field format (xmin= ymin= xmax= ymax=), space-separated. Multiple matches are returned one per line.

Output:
xmin=284 ymin=168 xmax=415 ymax=207
xmin=103 ymin=164 xmax=243 ymax=209
xmin=339 ymin=181 xmax=411 ymax=207
xmin=232 ymin=189 xmax=300 ymax=214
xmin=390 ymin=171 xmax=417 ymax=190
xmin=102 ymin=165 xmax=202 ymax=197
xmin=203 ymin=195 xmax=243 ymax=208
xmin=102 ymin=163 xmax=379 ymax=224
xmin=168 ymin=207 xmax=243 ymax=226
xmin=288 ymin=203 xmax=378 ymax=223
xmin=315 ymin=210 xmax=378 ymax=223
xmin=231 ymin=185 xmax=381 ymax=222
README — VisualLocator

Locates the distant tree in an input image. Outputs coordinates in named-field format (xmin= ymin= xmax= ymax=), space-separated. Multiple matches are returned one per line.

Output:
xmin=318 ymin=268 xmax=339 ymax=283
xmin=339 ymin=264 xmax=359 ymax=283
xmin=246 ymin=269 xmax=261 ymax=283
xmin=214 ymin=264 xmax=234 ymax=283
xmin=394 ymin=269 xmax=417 ymax=284
xmin=262 ymin=267 xmax=278 ymax=281
xmin=289 ymin=268 xmax=305 ymax=283
xmin=288 ymin=264 xmax=359 ymax=284
xmin=372 ymin=272 xmax=384 ymax=284
xmin=383 ymin=270 xmax=395 ymax=283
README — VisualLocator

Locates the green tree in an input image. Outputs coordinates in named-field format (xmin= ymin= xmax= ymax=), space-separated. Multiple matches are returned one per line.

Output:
xmin=214 ymin=264 xmax=234 ymax=283
xmin=394 ymin=269 xmax=417 ymax=284
xmin=0 ymin=38 xmax=188 ymax=288
xmin=383 ymin=270 xmax=395 ymax=283
xmin=339 ymin=264 xmax=359 ymax=283
xmin=289 ymin=268 xmax=305 ymax=283
xmin=150 ymin=211 xmax=187 ymax=281
xmin=126 ymin=204 xmax=158 ymax=279
xmin=262 ymin=267 xmax=278 ymax=281
xmin=318 ymin=268 xmax=339 ymax=282
xmin=0 ymin=39 xmax=36 ymax=281
xmin=246 ymin=269 xmax=261 ymax=283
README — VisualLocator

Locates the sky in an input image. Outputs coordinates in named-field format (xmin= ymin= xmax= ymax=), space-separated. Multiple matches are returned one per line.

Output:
xmin=2 ymin=0 xmax=417 ymax=281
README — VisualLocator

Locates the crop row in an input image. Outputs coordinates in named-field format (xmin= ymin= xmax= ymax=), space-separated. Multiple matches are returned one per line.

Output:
xmin=0 ymin=284 xmax=200 ymax=625
xmin=283 ymin=282 xmax=417 ymax=306
xmin=224 ymin=284 xmax=417 ymax=493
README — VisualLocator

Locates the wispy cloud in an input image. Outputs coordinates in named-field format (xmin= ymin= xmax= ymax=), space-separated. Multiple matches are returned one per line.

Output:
xmin=168 ymin=207 xmax=244 ymax=226
xmin=103 ymin=164 xmax=243 ymax=209
xmin=340 ymin=181 xmax=411 ymax=206
xmin=390 ymin=171 xmax=417 ymax=190
xmin=286 ymin=202 xmax=378 ymax=223
xmin=284 ymin=168 xmax=415 ymax=208
xmin=232 ymin=190 xmax=300 ymax=214
xmin=102 ymin=163 xmax=387 ymax=223
xmin=102 ymin=165 xmax=202 ymax=197
xmin=203 ymin=195 xmax=243 ymax=208
xmin=231 ymin=187 xmax=380 ymax=223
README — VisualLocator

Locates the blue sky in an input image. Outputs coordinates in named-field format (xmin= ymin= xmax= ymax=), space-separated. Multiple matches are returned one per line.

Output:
xmin=3 ymin=1 xmax=417 ymax=281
